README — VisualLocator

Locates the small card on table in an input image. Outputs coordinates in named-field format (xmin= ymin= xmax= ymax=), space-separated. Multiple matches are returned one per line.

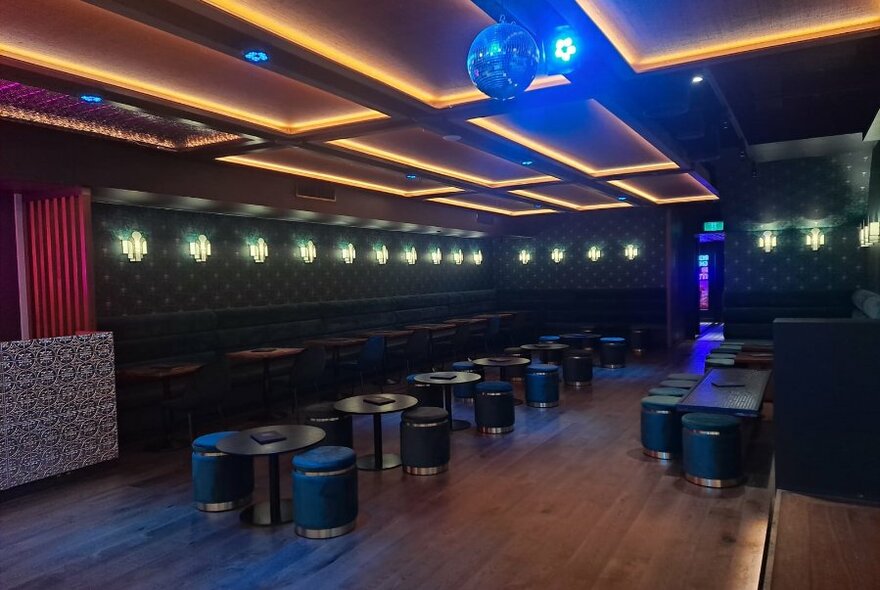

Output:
xmin=429 ymin=373 xmax=457 ymax=380
xmin=364 ymin=395 xmax=395 ymax=406
xmin=251 ymin=430 xmax=286 ymax=444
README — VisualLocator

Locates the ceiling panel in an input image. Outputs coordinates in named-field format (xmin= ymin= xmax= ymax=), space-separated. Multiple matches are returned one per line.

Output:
xmin=0 ymin=0 xmax=385 ymax=134
xmin=509 ymin=184 xmax=631 ymax=211
xmin=609 ymin=173 xmax=719 ymax=204
xmin=217 ymin=147 xmax=461 ymax=197
xmin=574 ymin=0 xmax=880 ymax=71
xmin=429 ymin=193 xmax=556 ymax=217
xmin=327 ymin=127 xmax=559 ymax=188
xmin=468 ymin=99 xmax=678 ymax=177
xmin=0 ymin=79 xmax=241 ymax=150
xmin=195 ymin=0 xmax=567 ymax=108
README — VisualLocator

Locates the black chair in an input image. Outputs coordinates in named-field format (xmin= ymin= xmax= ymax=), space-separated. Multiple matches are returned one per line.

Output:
xmin=433 ymin=325 xmax=470 ymax=366
xmin=339 ymin=335 xmax=386 ymax=394
xmin=162 ymin=354 xmax=229 ymax=442
xmin=389 ymin=329 xmax=431 ymax=377
xmin=484 ymin=317 xmax=502 ymax=352
xmin=286 ymin=346 xmax=327 ymax=417
xmin=502 ymin=312 xmax=529 ymax=345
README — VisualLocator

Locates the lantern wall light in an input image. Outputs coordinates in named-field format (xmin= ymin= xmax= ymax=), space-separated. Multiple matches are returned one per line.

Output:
xmin=431 ymin=247 xmax=442 ymax=265
xmin=587 ymin=246 xmax=602 ymax=262
xmin=452 ymin=249 xmax=464 ymax=265
xmin=551 ymin=248 xmax=564 ymax=263
xmin=249 ymin=237 xmax=268 ymax=263
xmin=341 ymin=242 xmax=356 ymax=264
xmin=519 ymin=249 xmax=531 ymax=265
xmin=376 ymin=244 xmax=389 ymax=265
xmin=405 ymin=246 xmax=418 ymax=265
xmin=189 ymin=234 xmax=211 ymax=263
xmin=473 ymin=249 xmax=483 ymax=265
xmin=624 ymin=244 xmax=639 ymax=261
xmin=805 ymin=228 xmax=825 ymax=252
xmin=860 ymin=217 xmax=880 ymax=247
xmin=121 ymin=230 xmax=147 ymax=262
xmin=299 ymin=240 xmax=317 ymax=263
xmin=758 ymin=231 xmax=777 ymax=253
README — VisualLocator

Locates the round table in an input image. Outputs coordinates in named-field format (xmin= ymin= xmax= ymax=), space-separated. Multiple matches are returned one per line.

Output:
xmin=216 ymin=424 xmax=325 ymax=526
xmin=471 ymin=356 xmax=530 ymax=406
xmin=520 ymin=342 xmax=569 ymax=363
xmin=334 ymin=394 xmax=418 ymax=471
xmin=413 ymin=372 xmax=482 ymax=431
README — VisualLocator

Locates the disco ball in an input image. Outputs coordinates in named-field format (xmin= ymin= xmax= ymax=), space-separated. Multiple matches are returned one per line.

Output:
xmin=467 ymin=23 xmax=540 ymax=101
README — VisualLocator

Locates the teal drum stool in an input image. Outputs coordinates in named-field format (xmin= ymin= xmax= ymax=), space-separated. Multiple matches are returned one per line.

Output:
xmin=400 ymin=407 xmax=450 ymax=475
xmin=292 ymin=446 xmax=358 ymax=539
xmin=705 ymin=357 xmax=735 ymax=369
xmin=538 ymin=335 xmax=561 ymax=343
xmin=451 ymin=361 xmax=482 ymax=403
xmin=667 ymin=373 xmax=704 ymax=382
xmin=648 ymin=386 xmax=689 ymax=397
xmin=525 ymin=364 xmax=560 ymax=408
xmin=407 ymin=374 xmax=443 ymax=408
xmin=681 ymin=413 xmax=743 ymax=488
xmin=659 ymin=379 xmax=697 ymax=390
xmin=640 ymin=396 xmax=682 ymax=459
xmin=192 ymin=431 xmax=254 ymax=512
xmin=474 ymin=381 xmax=515 ymax=433
xmin=599 ymin=337 xmax=627 ymax=368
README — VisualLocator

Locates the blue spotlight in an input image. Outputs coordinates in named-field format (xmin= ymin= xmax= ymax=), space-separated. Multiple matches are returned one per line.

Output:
xmin=243 ymin=50 xmax=269 ymax=64
xmin=521 ymin=160 xmax=534 ymax=166
xmin=79 ymin=94 xmax=103 ymax=103
xmin=617 ymin=196 xmax=628 ymax=201
xmin=405 ymin=173 xmax=418 ymax=181
xmin=546 ymin=25 xmax=581 ymax=74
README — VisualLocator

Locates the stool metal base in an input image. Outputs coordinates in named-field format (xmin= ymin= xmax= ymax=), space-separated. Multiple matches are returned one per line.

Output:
xmin=684 ymin=473 xmax=743 ymax=488
xmin=642 ymin=448 xmax=676 ymax=460
xmin=195 ymin=493 xmax=252 ymax=513
xmin=240 ymin=500 xmax=293 ymax=526
xmin=295 ymin=520 xmax=356 ymax=539
xmin=403 ymin=464 xmax=448 ymax=476
xmin=527 ymin=400 xmax=559 ymax=408
xmin=357 ymin=453 xmax=402 ymax=471
xmin=602 ymin=363 xmax=625 ymax=369
xmin=478 ymin=425 xmax=514 ymax=434
xmin=565 ymin=380 xmax=591 ymax=388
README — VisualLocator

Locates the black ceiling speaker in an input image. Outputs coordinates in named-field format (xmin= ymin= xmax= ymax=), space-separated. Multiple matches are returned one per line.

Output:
xmin=295 ymin=182 xmax=336 ymax=202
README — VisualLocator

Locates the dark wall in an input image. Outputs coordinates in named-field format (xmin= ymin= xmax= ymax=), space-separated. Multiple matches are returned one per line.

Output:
xmin=493 ymin=208 xmax=666 ymax=289
xmin=0 ymin=195 xmax=21 ymax=341
xmin=867 ymin=144 xmax=880 ymax=292
xmin=93 ymin=203 xmax=493 ymax=318
xmin=718 ymin=150 xmax=870 ymax=292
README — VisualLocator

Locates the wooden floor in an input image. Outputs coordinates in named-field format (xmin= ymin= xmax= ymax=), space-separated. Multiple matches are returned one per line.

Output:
xmin=1 ymin=339 xmax=774 ymax=589
xmin=767 ymin=491 xmax=880 ymax=590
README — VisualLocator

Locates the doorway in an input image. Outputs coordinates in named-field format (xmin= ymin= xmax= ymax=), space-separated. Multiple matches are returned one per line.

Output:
xmin=696 ymin=232 xmax=725 ymax=331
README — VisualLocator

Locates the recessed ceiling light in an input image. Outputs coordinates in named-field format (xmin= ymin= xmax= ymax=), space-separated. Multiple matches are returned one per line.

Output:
xmin=617 ymin=195 xmax=628 ymax=201
xmin=521 ymin=160 xmax=534 ymax=166
xmin=406 ymin=173 xmax=419 ymax=181
xmin=691 ymin=74 xmax=704 ymax=84
xmin=442 ymin=134 xmax=462 ymax=142
xmin=243 ymin=50 xmax=270 ymax=64
xmin=79 ymin=94 xmax=103 ymax=103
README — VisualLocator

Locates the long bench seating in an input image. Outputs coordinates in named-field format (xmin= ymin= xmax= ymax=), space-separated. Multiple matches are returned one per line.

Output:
xmin=723 ymin=290 xmax=853 ymax=340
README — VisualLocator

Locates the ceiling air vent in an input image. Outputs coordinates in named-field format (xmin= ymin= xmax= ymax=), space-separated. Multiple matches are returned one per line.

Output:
xmin=295 ymin=182 xmax=336 ymax=202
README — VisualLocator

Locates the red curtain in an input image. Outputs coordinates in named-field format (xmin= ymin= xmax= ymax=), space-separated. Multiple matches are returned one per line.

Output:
xmin=26 ymin=193 xmax=95 ymax=338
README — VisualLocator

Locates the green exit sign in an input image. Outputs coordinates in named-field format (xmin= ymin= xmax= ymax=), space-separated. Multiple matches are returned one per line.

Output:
xmin=703 ymin=221 xmax=724 ymax=232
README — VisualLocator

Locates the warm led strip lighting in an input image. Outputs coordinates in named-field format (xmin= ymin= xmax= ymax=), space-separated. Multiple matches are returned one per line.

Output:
xmin=0 ymin=45 xmax=387 ymax=134
xmin=199 ymin=0 xmax=568 ymax=108
xmin=575 ymin=1 xmax=880 ymax=71
xmin=429 ymin=197 xmax=556 ymax=217
xmin=328 ymin=138 xmax=558 ymax=188
xmin=218 ymin=155 xmax=462 ymax=197
xmin=509 ymin=189 xmax=632 ymax=211
xmin=468 ymin=103 xmax=678 ymax=178
xmin=609 ymin=179 xmax=718 ymax=204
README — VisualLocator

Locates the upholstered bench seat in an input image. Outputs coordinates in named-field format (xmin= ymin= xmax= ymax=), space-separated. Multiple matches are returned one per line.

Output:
xmin=681 ymin=413 xmax=743 ymax=488
xmin=659 ymin=379 xmax=697 ymax=389
xmin=667 ymin=373 xmax=703 ymax=381
xmin=641 ymin=396 xmax=682 ymax=459
xmin=648 ymin=386 xmax=689 ymax=397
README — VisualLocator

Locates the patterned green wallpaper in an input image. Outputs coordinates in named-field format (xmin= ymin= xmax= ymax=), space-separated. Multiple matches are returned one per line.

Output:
xmin=93 ymin=204 xmax=493 ymax=317
xmin=719 ymin=150 xmax=872 ymax=292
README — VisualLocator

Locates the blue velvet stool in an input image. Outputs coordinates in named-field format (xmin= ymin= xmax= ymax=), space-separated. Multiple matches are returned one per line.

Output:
xmin=599 ymin=337 xmax=627 ymax=368
xmin=407 ymin=374 xmax=443 ymax=408
xmin=474 ymin=381 xmax=515 ymax=433
xmin=192 ymin=431 xmax=254 ymax=512
xmin=292 ymin=446 xmax=358 ymax=539
xmin=525 ymin=364 xmax=560 ymax=408
xmin=640 ymin=396 xmax=682 ymax=459
xmin=538 ymin=335 xmax=561 ymax=343
xmin=303 ymin=402 xmax=353 ymax=448
xmin=400 ymin=407 xmax=450 ymax=474
xmin=648 ymin=386 xmax=689 ymax=397
xmin=451 ymin=360 xmax=482 ymax=403
xmin=682 ymin=413 xmax=743 ymax=488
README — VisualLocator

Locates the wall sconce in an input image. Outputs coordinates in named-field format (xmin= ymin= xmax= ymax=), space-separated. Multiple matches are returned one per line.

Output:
xmin=551 ymin=248 xmax=564 ymax=263
xmin=758 ymin=231 xmax=777 ymax=253
xmin=121 ymin=230 xmax=147 ymax=262
xmin=189 ymin=234 xmax=211 ymax=263
xmin=249 ymin=238 xmax=268 ymax=263
xmin=405 ymin=246 xmax=417 ymax=265
xmin=473 ymin=250 xmax=483 ymax=265
xmin=341 ymin=242 xmax=356 ymax=264
xmin=376 ymin=244 xmax=389 ymax=265
xmin=587 ymin=246 xmax=602 ymax=262
xmin=299 ymin=240 xmax=317 ymax=263
xmin=452 ymin=249 xmax=464 ymax=265
xmin=860 ymin=217 xmax=880 ymax=247
xmin=624 ymin=244 xmax=639 ymax=261
xmin=519 ymin=249 xmax=531 ymax=265
xmin=805 ymin=228 xmax=825 ymax=252
xmin=431 ymin=247 xmax=442 ymax=265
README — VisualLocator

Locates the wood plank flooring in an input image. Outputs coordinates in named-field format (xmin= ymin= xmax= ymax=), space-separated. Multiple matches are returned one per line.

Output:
xmin=767 ymin=491 xmax=880 ymax=590
xmin=0 ymin=342 xmax=774 ymax=590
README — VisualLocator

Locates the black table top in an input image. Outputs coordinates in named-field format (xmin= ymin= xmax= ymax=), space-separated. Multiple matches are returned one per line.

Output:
xmin=520 ymin=343 xmax=569 ymax=351
xmin=413 ymin=371 xmax=483 ymax=386
xmin=676 ymin=368 xmax=771 ymax=418
xmin=471 ymin=356 xmax=530 ymax=367
xmin=216 ymin=425 xmax=325 ymax=456
xmin=334 ymin=393 xmax=418 ymax=415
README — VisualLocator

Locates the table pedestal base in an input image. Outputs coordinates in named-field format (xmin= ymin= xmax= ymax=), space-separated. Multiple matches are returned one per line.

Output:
xmin=357 ymin=453 xmax=401 ymax=471
xmin=240 ymin=500 xmax=293 ymax=526
xmin=451 ymin=418 xmax=471 ymax=431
